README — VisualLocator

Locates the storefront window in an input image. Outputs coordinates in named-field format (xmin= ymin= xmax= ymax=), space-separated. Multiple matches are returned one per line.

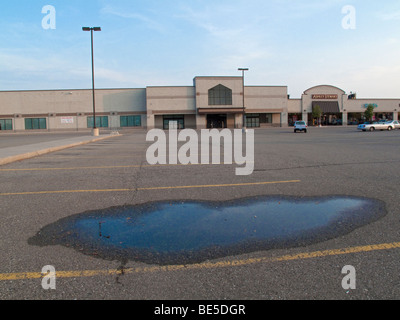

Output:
xmin=246 ymin=114 xmax=260 ymax=128
xmin=87 ymin=116 xmax=109 ymax=128
xmin=0 ymin=119 xmax=13 ymax=131
xmin=375 ymin=113 xmax=393 ymax=121
xmin=25 ymin=118 xmax=47 ymax=130
xmin=348 ymin=113 xmax=361 ymax=125
xmin=208 ymin=85 xmax=232 ymax=106
xmin=163 ymin=115 xmax=184 ymax=130
xmin=120 ymin=115 xmax=141 ymax=127
xmin=288 ymin=114 xmax=302 ymax=126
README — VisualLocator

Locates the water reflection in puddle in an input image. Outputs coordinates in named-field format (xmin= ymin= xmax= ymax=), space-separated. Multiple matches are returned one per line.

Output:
xmin=29 ymin=196 xmax=386 ymax=265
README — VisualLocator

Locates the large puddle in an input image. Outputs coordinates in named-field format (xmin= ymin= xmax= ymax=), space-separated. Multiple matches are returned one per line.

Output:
xmin=28 ymin=196 xmax=386 ymax=265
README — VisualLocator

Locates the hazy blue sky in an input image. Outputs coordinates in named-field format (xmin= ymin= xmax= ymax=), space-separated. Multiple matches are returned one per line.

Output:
xmin=1 ymin=0 xmax=400 ymax=98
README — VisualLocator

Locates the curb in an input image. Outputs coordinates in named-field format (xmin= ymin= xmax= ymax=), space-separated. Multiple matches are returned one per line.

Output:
xmin=0 ymin=134 xmax=121 ymax=166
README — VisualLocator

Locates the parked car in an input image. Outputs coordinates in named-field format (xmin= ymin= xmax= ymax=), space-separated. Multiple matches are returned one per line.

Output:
xmin=294 ymin=121 xmax=308 ymax=133
xmin=357 ymin=121 xmax=397 ymax=132
xmin=385 ymin=120 xmax=400 ymax=129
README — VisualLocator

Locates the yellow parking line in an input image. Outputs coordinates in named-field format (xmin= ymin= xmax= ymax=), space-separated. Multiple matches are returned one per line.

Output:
xmin=0 ymin=180 xmax=301 ymax=196
xmin=0 ymin=164 xmax=180 ymax=172
xmin=0 ymin=189 xmax=132 ymax=196
xmin=138 ymin=180 xmax=300 ymax=191
xmin=1 ymin=242 xmax=400 ymax=281
xmin=0 ymin=163 xmax=251 ymax=172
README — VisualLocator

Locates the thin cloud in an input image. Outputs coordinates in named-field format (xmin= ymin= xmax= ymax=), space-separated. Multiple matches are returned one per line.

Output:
xmin=378 ymin=10 xmax=400 ymax=21
xmin=100 ymin=5 xmax=166 ymax=33
xmin=174 ymin=3 xmax=272 ymax=74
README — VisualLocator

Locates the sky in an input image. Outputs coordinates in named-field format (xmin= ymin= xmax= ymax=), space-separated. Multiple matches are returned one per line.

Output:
xmin=0 ymin=0 xmax=400 ymax=98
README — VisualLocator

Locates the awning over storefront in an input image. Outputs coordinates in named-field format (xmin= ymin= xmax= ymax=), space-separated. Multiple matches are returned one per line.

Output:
xmin=312 ymin=101 xmax=340 ymax=113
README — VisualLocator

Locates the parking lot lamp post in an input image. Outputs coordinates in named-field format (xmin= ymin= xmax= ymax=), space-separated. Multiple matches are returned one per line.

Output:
xmin=82 ymin=27 xmax=101 ymax=136
xmin=238 ymin=68 xmax=249 ymax=131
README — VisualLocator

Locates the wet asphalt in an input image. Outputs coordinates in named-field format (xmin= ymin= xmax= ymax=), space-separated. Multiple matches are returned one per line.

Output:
xmin=1 ymin=127 xmax=400 ymax=300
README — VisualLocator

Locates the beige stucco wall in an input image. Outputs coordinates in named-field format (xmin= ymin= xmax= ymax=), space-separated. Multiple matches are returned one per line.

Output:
xmin=146 ymin=86 xmax=196 ymax=113
xmin=0 ymin=90 xmax=89 ymax=115
xmin=185 ymin=114 xmax=197 ymax=129
xmin=0 ymin=88 xmax=146 ymax=131
xmin=288 ymin=99 xmax=302 ymax=113
xmin=244 ymin=86 xmax=288 ymax=111
xmin=146 ymin=86 xmax=196 ymax=129
xmin=194 ymin=76 xmax=244 ymax=109
xmin=100 ymin=89 xmax=146 ymax=113
xmin=272 ymin=114 xmax=281 ymax=125
xmin=344 ymin=99 xmax=399 ymax=113
xmin=0 ymin=88 xmax=146 ymax=115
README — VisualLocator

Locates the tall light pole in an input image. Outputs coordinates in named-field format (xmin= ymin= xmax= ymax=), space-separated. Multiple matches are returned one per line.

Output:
xmin=238 ymin=68 xmax=249 ymax=131
xmin=82 ymin=27 xmax=101 ymax=136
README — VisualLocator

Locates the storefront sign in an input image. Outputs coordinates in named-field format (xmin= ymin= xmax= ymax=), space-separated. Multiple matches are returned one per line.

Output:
xmin=61 ymin=117 xmax=74 ymax=124
xmin=363 ymin=104 xmax=378 ymax=109
xmin=312 ymin=94 xmax=338 ymax=100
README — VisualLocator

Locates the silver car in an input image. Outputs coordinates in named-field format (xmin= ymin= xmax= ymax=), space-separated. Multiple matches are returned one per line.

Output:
xmin=358 ymin=121 xmax=399 ymax=131
xmin=294 ymin=121 xmax=308 ymax=133
xmin=385 ymin=120 xmax=400 ymax=129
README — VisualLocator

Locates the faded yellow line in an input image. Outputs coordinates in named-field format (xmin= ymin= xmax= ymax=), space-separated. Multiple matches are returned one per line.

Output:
xmin=0 ymin=162 xmax=250 ymax=172
xmin=1 ymin=242 xmax=400 ymax=281
xmin=0 ymin=164 xmax=187 ymax=172
xmin=0 ymin=165 xmax=137 ymax=171
xmin=0 ymin=180 xmax=300 ymax=196
xmin=45 ymin=155 xmax=144 ymax=159
xmin=0 ymin=189 xmax=133 ymax=196
xmin=138 ymin=180 xmax=301 ymax=191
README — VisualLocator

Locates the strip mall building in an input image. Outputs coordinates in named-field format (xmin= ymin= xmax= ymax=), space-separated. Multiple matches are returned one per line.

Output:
xmin=0 ymin=76 xmax=399 ymax=131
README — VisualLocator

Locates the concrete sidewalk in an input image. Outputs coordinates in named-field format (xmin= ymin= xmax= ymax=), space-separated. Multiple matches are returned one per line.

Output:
xmin=0 ymin=133 xmax=120 ymax=166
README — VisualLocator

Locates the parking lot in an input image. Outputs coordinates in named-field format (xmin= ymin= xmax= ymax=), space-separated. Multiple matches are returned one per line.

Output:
xmin=1 ymin=127 xmax=400 ymax=300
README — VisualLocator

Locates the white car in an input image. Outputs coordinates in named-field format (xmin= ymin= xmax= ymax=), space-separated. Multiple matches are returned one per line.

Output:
xmin=358 ymin=121 xmax=398 ymax=132
xmin=294 ymin=121 xmax=308 ymax=133
xmin=385 ymin=120 xmax=400 ymax=129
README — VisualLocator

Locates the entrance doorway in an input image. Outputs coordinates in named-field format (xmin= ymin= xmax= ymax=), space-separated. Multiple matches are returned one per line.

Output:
xmin=163 ymin=115 xmax=185 ymax=130
xmin=308 ymin=113 xmax=342 ymax=126
xmin=207 ymin=114 xmax=227 ymax=129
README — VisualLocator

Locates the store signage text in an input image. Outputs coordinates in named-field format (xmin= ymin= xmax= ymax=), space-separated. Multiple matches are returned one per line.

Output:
xmin=312 ymin=94 xmax=338 ymax=100
xmin=363 ymin=104 xmax=378 ymax=109
xmin=61 ymin=117 xmax=74 ymax=124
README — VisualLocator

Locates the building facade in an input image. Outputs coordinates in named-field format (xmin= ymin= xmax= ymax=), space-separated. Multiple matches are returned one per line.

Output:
xmin=288 ymin=85 xmax=399 ymax=126
xmin=0 ymin=77 xmax=398 ymax=132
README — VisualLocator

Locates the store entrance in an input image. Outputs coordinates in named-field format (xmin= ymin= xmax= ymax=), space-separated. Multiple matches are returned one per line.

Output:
xmin=309 ymin=113 xmax=342 ymax=126
xmin=207 ymin=114 xmax=227 ymax=129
